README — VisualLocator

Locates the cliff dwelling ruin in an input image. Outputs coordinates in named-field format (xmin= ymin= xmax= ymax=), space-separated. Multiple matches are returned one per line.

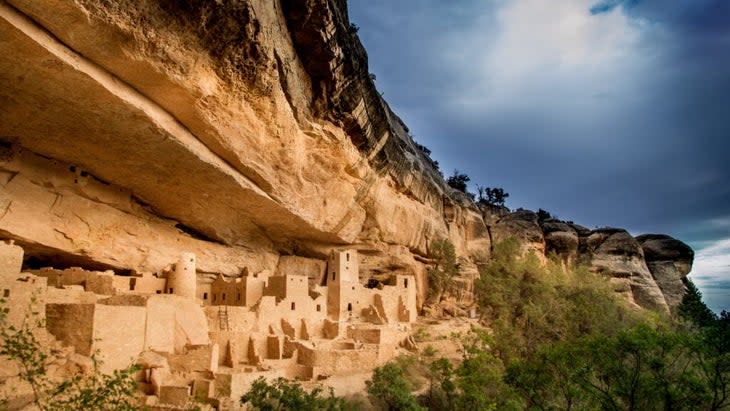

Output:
xmin=1 ymin=240 xmax=417 ymax=406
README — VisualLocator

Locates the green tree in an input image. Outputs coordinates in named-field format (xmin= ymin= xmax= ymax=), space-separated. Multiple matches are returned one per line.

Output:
xmin=679 ymin=278 xmax=717 ymax=328
xmin=446 ymin=170 xmax=470 ymax=193
xmin=453 ymin=330 xmax=516 ymax=411
xmin=536 ymin=208 xmax=552 ymax=221
xmin=693 ymin=311 xmax=730 ymax=410
xmin=366 ymin=362 xmax=424 ymax=411
xmin=426 ymin=358 xmax=455 ymax=410
xmin=475 ymin=239 xmax=641 ymax=361
xmin=506 ymin=324 xmax=730 ymax=411
xmin=476 ymin=187 xmax=510 ymax=207
xmin=426 ymin=239 xmax=458 ymax=303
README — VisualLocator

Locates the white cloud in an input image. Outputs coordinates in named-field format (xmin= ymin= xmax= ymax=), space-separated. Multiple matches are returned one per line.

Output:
xmin=690 ymin=237 xmax=730 ymax=312
xmin=439 ymin=0 xmax=646 ymax=115
xmin=693 ymin=238 xmax=730 ymax=279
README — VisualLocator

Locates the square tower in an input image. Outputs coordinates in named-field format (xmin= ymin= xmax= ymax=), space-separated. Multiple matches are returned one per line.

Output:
xmin=326 ymin=250 xmax=359 ymax=320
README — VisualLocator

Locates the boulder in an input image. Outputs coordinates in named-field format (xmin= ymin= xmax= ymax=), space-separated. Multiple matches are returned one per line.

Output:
xmin=492 ymin=210 xmax=545 ymax=257
xmin=636 ymin=234 xmax=694 ymax=309
xmin=540 ymin=221 xmax=579 ymax=262
xmin=585 ymin=229 xmax=669 ymax=313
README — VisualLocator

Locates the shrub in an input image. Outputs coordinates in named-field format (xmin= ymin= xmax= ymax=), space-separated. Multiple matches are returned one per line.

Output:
xmin=446 ymin=170 xmax=470 ymax=193
xmin=366 ymin=362 xmax=424 ymax=411
xmin=241 ymin=377 xmax=350 ymax=411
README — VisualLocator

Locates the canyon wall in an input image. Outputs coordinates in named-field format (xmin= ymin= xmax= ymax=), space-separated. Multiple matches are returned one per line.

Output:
xmin=0 ymin=0 xmax=690 ymax=312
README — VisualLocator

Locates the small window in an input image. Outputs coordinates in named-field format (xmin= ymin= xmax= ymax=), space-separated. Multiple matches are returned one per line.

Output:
xmin=213 ymin=294 xmax=216 ymax=302
xmin=347 ymin=303 xmax=352 ymax=312
xmin=156 ymin=290 xmax=162 ymax=294
xmin=332 ymin=272 xmax=336 ymax=281
xmin=169 ymin=288 xmax=173 ymax=294
xmin=129 ymin=278 xmax=136 ymax=291
xmin=346 ymin=253 xmax=350 ymax=262
xmin=237 ymin=293 xmax=241 ymax=301
xmin=404 ymin=278 xmax=408 ymax=288
xmin=203 ymin=292 xmax=208 ymax=300
xmin=316 ymin=304 xmax=321 ymax=312
xmin=3 ymin=289 xmax=9 ymax=298
xmin=291 ymin=302 xmax=296 ymax=310
xmin=222 ymin=293 xmax=226 ymax=301
xmin=352 ymin=286 xmax=355 ymax=290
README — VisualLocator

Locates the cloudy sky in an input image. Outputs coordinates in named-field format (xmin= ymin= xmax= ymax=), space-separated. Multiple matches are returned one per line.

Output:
xmin=348 ymin=0 xmax=730 ymax=313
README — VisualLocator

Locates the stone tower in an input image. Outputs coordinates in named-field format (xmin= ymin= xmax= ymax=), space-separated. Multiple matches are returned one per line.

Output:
xmin=326 ymin=249 xmax=358 ymax=320
xmin=168 ymin=252 xmax=196 ymax=298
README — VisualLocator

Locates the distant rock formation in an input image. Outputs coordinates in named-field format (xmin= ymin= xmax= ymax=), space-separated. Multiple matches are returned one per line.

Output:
xmin=486 ymin=209 xmax=693 ymax=312
xmin=637 ymin=234 xmax=694 ymax=308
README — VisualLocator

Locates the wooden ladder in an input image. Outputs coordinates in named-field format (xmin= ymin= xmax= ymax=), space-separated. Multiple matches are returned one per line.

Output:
xmin=218 ymin=305 xmax=229 ymax=331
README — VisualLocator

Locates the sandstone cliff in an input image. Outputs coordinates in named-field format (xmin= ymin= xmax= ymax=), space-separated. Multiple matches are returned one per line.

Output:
xmin=0 ymin=0 xmax=689 ymax=314
xmin=487 ymin=209 xmax=694 ymax=312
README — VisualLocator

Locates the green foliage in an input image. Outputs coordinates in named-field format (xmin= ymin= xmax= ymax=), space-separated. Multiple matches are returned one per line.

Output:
xmin=0 ymin=298 xmax=141 ymax=411
xmin=536 ymin=208 xmax=552 ymax=221
xmin=426 ymin=239 xmax=458 ymax=303
xmin=476 ymin=239 xmax=642 ymax=361
xmin=366 ymin=362 xmax=424 ymax=411
xmin=421 ymin=345 xmax=437 ymax=358
xmin=441 ymin=239 xmax=730 ymax=410
xmin=679 ymin=278 xmax=718 ymax=328
xmin=446 ymin=170 xmax=470 ymax=193
xmin=240 ymin=377 xmax=350 ymax=411
xmin=476 ymin=186 xmax=509 ymax=207
xmin=452 ymin=330 xmax=516 ymax=411
xmin=506 ymin=323 xmax=730 ymax=410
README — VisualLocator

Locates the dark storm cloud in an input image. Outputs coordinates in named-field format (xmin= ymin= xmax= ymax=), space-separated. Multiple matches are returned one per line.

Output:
xmin=348 ymin=1 xmax=730 ymax=311
xmin=593 ymin=0 xmax=730 ymax=34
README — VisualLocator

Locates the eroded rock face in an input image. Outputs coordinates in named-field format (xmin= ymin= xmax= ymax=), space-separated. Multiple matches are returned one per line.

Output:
xmin=585 ymin=229 xmax=669 ymax=312
xmin=541 ymin=221 xmax=580 ymax=263
xmin=637 ymin=234 xmax=694 ymax=309
xmin=0 ymin=0 xmax=692 ymax=318
xmin=492 ymin=210 xmax=545 ymax=257
xmin=0 ymin=0 xmax=457 ymax=296
xmin=488 ymin=211 xmax=692 ymax=313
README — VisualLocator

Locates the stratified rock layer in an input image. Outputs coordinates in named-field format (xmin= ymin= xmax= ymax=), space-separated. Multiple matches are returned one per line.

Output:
xmin=0 ymin=0 xmax=690 ymax=313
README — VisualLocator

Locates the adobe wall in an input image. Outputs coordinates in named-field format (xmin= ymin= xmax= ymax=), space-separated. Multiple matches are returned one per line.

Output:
xmin=256 ymin=293 xmax=328 ymax=342
xmin=144 ymin=295 xmax=209 ymax=354
xmin=0 ymin=241 xmax=23 ymax=277
xmin=46 ymin=303 xmax=95 ymax=355
xmin=209 ymin=276 xmax=247 ymax=306
xmin=205 ymin=305 xmax=257 ymax=367
xmin=129 ymin=274 xmax=166 ymax=295
xmin=275 ymin=256 xmax=326 ymax=287
xmin=93 ymin=303 xmax=146 ymax=373
xmin=166 ymin=345 xmax=217 ymax=373
xmin=297 ymin=343 xmax=379 ymax=376
xmin=31 ymin=267 xmax=119 ymax=295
